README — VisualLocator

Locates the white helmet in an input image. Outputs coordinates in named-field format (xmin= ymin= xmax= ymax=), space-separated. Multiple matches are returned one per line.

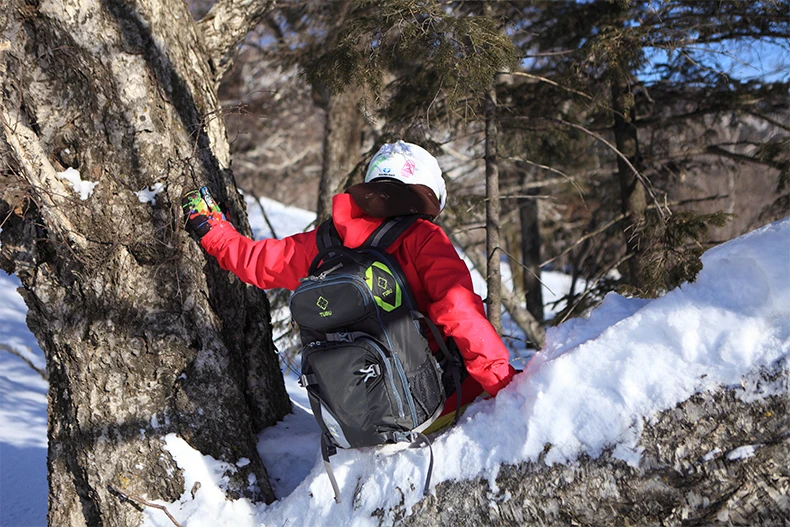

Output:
xmin=365 ymin=141 xmax=447 ymax=212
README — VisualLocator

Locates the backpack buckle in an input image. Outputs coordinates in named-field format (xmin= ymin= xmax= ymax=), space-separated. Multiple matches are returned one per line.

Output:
xmin=327 ymin=331 xmax=353 ymax=342
xmin=299 ymin=373 xmax=317 ymax=387
xmin=356 ymin=364 xmax=381 ymax=383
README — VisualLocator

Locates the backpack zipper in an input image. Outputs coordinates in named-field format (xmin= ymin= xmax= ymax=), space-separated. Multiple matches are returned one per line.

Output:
xmin=291 ymin=274 xmax=371 ymax=308
xmin=302 ymin=262 xmax=344 ymax=281
xmin=363 ymin=338 xmax=406 ymax=420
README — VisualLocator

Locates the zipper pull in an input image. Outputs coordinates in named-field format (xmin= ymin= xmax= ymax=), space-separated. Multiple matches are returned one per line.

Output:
xmin=318 ymin=262 xmax=343 ymax=280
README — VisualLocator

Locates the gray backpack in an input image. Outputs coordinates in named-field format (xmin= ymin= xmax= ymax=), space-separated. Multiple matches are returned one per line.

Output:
xmin=290 ymin=215 xmax=461 ymax=503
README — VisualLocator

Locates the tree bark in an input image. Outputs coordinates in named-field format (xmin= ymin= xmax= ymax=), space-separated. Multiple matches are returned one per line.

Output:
xmin=611 ymin=73 xmax=647 ymax=287
xmin=198 ymin=0 xmax=277 ymax=82
xmin=484 ymin=84 xmax=502 ymax=334
xmin=316 ymin=86 xmax=365 ymax=223
xmin=402 ymin=363 xmax=790 ymax=526
xmin=0 ymin=0 xmax=290 ymax=525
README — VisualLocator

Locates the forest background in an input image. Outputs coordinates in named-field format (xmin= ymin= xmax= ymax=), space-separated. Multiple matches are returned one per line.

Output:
xmin=198 ymin=0 xmax=790 ymax=347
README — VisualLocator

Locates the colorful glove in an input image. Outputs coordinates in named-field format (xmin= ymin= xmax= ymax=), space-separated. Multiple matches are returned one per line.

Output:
xmin=181 ymin=186 xmax=226 ymax=240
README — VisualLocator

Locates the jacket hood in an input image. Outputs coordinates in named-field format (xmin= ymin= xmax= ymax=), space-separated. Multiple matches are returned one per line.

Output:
xmin=330 ymin=193 xmax=385 ymax=248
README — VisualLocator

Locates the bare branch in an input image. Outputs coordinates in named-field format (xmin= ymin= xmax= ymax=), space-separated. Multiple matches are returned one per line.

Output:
xmin=197 ymin=0 xmax=277 ymax=82
xmin=541 ymin=214 xmax=627 ymax=269
xmin=540 ymin=194 xmax=728 ymax=269
xmin=556 ymin=252 xmax=633 ymax=326
xmin=108 ymin=485 xmax=183 ymax=527
xmin=743 ymin=110 xmax=790 ymax=133
xmin=510 ymin=71 xmax=601 ymax=107
xmin=246 ymin=188 xmax=279 ymax=240
xmin=550 ymin=118 xmax=670 ymax=220
xmin=0 ymin=104 xmax=89 ymax=252
xmin=505 ymin=155 xmax=587 ymax=202
xmin=439 ymin=215 xmax=546 ymax=348
xmin=499 ymin=246 xmax=556 ymax=298
xmin=707 ymin=144 xmax=788 ymax=171
xmin=0 ymin=344 xmax=48 ymax=381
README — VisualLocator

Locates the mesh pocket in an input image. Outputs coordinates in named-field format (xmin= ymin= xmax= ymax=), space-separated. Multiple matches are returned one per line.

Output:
xmin=407 ymin=357 xmax=445 ymax=424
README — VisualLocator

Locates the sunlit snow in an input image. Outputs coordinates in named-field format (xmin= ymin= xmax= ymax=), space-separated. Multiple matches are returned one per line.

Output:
xmin=135 ymin=182 xmax=166 ymax=204
xmin=57 ymin=167 xmax=98 ymax=200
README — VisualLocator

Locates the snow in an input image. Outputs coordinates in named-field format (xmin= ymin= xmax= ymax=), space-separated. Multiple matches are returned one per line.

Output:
xmin=702 ymin=447 xmax=722 ymax=462
xmin=135 ymin=183 xmax=166 ymax=204
xmin=1 ymin=195 xmax=788 ymax=527
xmin=148 ymin=216 xmax=790 ymax=526
xmin=0 ymin=273 xmax=48 ymax=526
xmin=726 ymin=445 xmax=759 ymax=461
xmin=56 ymin=167 xmax=98 ymax=200
xmin=243 ymin=193 xmax=317 ymax=241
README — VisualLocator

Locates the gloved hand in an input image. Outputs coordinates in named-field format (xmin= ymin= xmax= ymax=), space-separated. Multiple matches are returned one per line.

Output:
xmin=181 ymin=186 xmax=226 ymax=240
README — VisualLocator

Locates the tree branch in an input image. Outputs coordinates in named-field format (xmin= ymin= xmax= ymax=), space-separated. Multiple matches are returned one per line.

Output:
xmin=743 ymin=109 xmax=790 ymax=133
xmin=108 ymin=485 xmax=183 ymax=527
xmin=509 ymin=71 xmax=604 ymax=108
xmin=0 ymin=344 xmax=48 ymax=381
xmin=0 ymin=104 xmax=89 ymax=252
xmin=540 ymin=194 xmax=728 ymax=269
xmin=549 ymin=117 xmax=670 ymax=220
xmin=197 ymin=0 xmax=277 ymax=82
xmin=707 ymin=145 xmax=787 ymax=171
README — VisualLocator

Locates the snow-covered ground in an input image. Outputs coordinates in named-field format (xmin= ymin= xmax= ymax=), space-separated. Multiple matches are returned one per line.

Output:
xmin=0 ymin=272 xmax=49 ymax=526
xmin=1 ymin=197 xmax=788 ymax=527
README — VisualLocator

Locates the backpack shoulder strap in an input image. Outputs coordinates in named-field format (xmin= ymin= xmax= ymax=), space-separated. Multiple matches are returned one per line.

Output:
xmin=316 ymin=219 xmax=343 ymax=252
xmin=364 ymin=214 xmax=426 ymax=250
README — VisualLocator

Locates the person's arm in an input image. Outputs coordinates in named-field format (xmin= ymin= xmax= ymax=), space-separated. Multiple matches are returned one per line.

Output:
xmin=182 ymin=187 xmax=317 ymax=290
xmin=411 ymin=226 xmax=516 ymax=395
xmin=200 ymin=222 xmax=317 ymax=290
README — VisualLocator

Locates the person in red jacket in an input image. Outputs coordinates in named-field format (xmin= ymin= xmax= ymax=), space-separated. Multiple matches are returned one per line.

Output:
xmin=183 ymin=141 xmax=516 ymax=430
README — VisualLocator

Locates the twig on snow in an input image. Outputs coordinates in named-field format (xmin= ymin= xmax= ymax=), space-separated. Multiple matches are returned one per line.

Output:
xmin=108 ymin=485 xmax=184 ymax=527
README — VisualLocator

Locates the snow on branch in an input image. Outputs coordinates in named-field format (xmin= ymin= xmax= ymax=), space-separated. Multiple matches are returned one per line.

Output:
xmin=197 ymin=0 xmax=277 ymax=81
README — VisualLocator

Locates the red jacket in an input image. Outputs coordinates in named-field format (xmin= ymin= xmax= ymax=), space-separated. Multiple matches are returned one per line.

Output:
xmin=200 ymin=193 xmax=516 ymax=413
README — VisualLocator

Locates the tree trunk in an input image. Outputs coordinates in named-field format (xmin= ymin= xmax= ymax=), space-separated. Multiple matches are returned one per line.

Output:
xmin=611 ymin=73 xmax=647 ymax=286
xmin=402 ymin=364 xmax=790 ymax=526
xmin=518 ymin=169 xmax=544 ymax=325
xmin=316 ymin=86 xmax=365 ymax=223
xmin=438 ymin=213 xmax=545 ymax=348
xmin=484 ymin=84 xmax=502 ymax=334
xmin=0 ymin=0 xmax=290 ymax=525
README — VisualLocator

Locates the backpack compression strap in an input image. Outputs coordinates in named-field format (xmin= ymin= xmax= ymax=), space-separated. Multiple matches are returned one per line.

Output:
xmin=316 ymin=219 xmax=343 ymax=252
xmin=364 ymin=214 xmax=426 ymax=249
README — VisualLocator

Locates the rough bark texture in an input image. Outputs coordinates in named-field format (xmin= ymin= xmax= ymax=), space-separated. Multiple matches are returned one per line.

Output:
xmin=400 ymin=363 xmax=790 ymax=527
xmin=0 ymin=0 xmax=290 ymax=525
xmin=612 ymin=74 xmax=648 ymax=286
xmin=316 ymin=86 xmax=365 ymax=223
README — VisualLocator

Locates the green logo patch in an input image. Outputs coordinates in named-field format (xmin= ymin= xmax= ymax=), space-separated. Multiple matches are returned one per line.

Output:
xmin=316 ymin=296 xmax=329 ymax=310
xmin=365 ymin=262 xmax=401 ymax=312
xmin=316 ymin=296 xmax=332 ymax=317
